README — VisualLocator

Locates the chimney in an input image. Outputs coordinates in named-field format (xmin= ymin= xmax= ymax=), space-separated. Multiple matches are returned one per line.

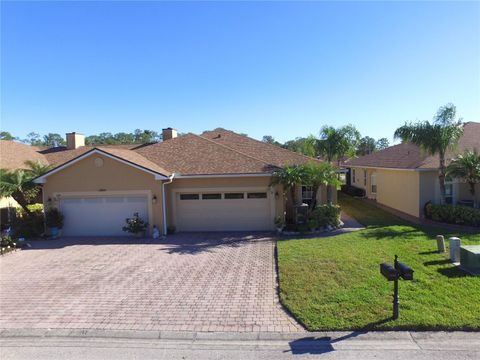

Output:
xmin=162 ymin=127 xmax=177 ymax=141
xmin=66 ymin=132 xmax=85 ymax=150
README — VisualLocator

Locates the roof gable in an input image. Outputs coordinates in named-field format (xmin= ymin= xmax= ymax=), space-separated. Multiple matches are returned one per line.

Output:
xmin=33 ymin=148 xmax=170 ymax=183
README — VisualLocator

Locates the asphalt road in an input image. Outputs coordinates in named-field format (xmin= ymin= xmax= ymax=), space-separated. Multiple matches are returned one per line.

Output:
xmin=1 ymin=332 xmax=479 ymax=360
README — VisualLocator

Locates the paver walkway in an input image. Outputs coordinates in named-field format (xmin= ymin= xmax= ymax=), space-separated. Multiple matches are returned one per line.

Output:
xmin=0 ymin=233 xmax=300 ymax=333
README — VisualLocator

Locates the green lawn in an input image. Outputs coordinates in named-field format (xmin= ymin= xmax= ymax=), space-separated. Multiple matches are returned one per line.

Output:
xmin=277 ymin=193 xmax=480 ymax=331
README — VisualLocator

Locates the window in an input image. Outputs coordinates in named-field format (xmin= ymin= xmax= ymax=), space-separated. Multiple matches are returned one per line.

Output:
xmin=371 ymin=173 xmax=377 ymax=194
xmin=352 ymin=169 xmax=356 ymax=183
xmin=301 ymin=186 xmax=313 ymax=205
xmin=202 ymin=193 xmax=222 ymax=200
xmin=364 ymin=170 xmax=367 ymax=186
xmin=247 ymin=192 xmax=267 ymax=199
xmin=224 ymin=193 xmax=244 ymax=199
xmin=445 ymin=177 xmax=453 ymax=204
xmin=180 ymin=194 xmax=199 ymax=200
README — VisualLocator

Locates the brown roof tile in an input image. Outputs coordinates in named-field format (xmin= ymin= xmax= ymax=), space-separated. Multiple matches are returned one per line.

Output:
xmin=0 ymin=140 xmax=48 ymax=170
xmin=2 ymin=128 xmax=320 ymax=176
xmin=135 ymin=134 xmax=274 ymax=175
xmin=346 ymin=122 xmax=480 ymax=169
xmin=200 ymin=128 xmax=318 ymax=167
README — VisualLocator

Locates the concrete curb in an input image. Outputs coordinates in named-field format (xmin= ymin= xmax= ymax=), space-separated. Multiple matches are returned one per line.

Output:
xmin=1 ymin=328 xmax=479 ymax=344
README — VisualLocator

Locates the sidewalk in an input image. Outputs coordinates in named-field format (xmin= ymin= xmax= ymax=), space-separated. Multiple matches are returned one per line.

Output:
xmin=1 ymin=329 xmax=479 ymax=360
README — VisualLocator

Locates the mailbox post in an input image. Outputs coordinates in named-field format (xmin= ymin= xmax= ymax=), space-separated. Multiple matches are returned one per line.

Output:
xmin=380 ymin=255 xmax=414 ymax=320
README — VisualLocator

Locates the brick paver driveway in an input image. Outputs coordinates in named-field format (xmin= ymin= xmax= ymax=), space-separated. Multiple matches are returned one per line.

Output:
xmin=0 ymin=233 xmax=300 ymax=332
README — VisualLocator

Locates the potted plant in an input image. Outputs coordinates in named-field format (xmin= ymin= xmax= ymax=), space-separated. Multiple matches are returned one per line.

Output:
xmin=45 ymin=208 xmax=64 ymax=239
xmin=122 ymin=213 xmax=148 ymax=238
xmin=274 ymin=216 xmax=285 ymax=234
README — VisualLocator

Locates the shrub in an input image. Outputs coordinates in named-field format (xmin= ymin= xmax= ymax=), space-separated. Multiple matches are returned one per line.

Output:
xmin=45 ymin=208 xmax=64 ymax=229
xmin=310 ymin=204 xmax=342 ymax=228
xmin=425 ymin=203 xmax=480 ymax=227
xmin=122 ymin=212 xmax=148 ymax=234
xmin=12 ymin=209 xmax=44 ymax=239
xmin=341 ymin=184 xmax=366 ymax=197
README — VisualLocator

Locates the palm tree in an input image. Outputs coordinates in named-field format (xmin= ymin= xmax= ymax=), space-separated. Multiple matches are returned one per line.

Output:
xmin=271 ymin=165 xmax=307 ymax=206
xmin=447 ymin=150 xmax=480 ymax=208
xmin=317 ymin=125 xmax=360 ymax=165
xmin=0 ymin=160 xmax=53 ymax=215
xmin=394 ymin=104 xmax=464 ymax=205
xmin=303 ymin=162 xmax=341 ymax=207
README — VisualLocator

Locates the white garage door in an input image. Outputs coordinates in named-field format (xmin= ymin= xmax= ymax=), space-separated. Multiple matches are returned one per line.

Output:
xmin=60 ymin=195 xmax=148 ymax=236
xmin=175 ymin=190 xmax=272 ymax=232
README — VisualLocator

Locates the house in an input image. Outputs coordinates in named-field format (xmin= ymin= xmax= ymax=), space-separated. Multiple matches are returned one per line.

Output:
xmin=0 ymin=140 xmax=50 ymax=210
xmin=1 ymin=128 xmax=333 ymax=236
xmin=345 ymin=122 xmax=480 ymax=218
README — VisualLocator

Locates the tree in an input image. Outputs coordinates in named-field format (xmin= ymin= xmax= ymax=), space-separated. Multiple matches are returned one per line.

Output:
xmin=447 ymin=150 xmax=480 ymax=208
xmin=262 ymin=135 xmax=281 ymax=146
xmin=303 ymin=162 xmax=341 ymax=207
xmin=0 ymin=161 xmax=53 ymax=215
xmin=302 ymin=135 xmax=317 ymax=157
xmin=357 ymin=136 xmax=376 ymax=156
xmin=394 ymin=103 xmax=464 ymax=204
xmin=270 ymin=165 xmax=307 ymax=218
xmin=282 ymin=137 xmax=309 ymax=154
xmin=24 ymin=132 xmax=43 ymax=146
xmin=0 ymin=131 xmax=16 ymax=140
xmin=317 ymin=125 xmax=360 ymax=165
xmin=376 ymin=138 xmax=390 ymax=150
xmin=43 ymin=133 xmax=66 ymax=147
xmin=133 ymin=129 xmax=161 ymax=143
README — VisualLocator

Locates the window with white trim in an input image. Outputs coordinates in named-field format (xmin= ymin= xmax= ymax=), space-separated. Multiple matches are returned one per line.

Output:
xmin=301 ymin=186 xmax=313 ymax=206
xmin=364 ymin=170 xmax=367 ymax=186
xmin=371 ymin=173 xmax=377 ymax=194
xmin=352 ymin=169 xmax=356 ymax=183
xmin=445 ymin=177 xmax=453 ymax=204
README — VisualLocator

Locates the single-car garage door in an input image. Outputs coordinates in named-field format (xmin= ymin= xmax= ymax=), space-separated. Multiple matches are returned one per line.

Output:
xmin=175 ymin=190 xmax=272 ymax=231
xmin=60 ymin=195 xmax=148 ymax=236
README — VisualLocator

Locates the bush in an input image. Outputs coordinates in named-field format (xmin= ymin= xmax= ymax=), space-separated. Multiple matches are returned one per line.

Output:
xmin=122 ymin=212 xmax=148 ymax=234
xmin=425 ymin=203 xmax=480 ymax=227
xmin=341 ymin=184 xmax=366 ymax=197
xmin=45 ymin=208 xmax=64 ymax=229
xmin=310 ymin=204 xmax=342 ymax=228
xmin=12 ymin=209 xmax=44 ymax=239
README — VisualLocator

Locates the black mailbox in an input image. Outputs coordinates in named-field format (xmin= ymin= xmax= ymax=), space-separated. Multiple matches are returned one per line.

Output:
xmin=397 ymin=262 xmax=414 ymax=280
xmin=380 ymin=262 xmax=397 ymax=281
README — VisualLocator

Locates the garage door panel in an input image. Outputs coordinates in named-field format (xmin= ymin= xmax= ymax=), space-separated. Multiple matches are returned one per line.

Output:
xmin=175 ymin=190 xmax=272 ymax=232
xmin=60 ymin=195 xmax=148 ymax=236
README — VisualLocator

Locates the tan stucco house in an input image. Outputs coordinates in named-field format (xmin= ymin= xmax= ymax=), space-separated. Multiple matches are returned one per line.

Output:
xmin=345 ymin=122 xmax=480 ymax=218
xmin=2 ymin=128 xmax=332 ymax=236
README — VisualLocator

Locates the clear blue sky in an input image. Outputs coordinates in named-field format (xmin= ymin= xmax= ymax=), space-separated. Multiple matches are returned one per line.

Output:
xmin=1 ymin=1 xmax=479 ymax=143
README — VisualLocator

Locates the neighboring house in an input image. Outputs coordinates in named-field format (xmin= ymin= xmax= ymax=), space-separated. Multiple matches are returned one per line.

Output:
xmin=0 ymin=128 xmax=331 ymax=236
xmin=0 ymin=140 xmax=50 ymax=210
xmin=345 ymin=122 xmax=480 ymax=218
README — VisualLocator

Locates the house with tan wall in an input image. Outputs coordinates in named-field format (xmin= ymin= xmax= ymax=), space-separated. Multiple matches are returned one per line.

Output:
xmin=346 ymin=122 xmax=480 ymax=218
xmin=0 ymin=128 xmax=331 ymax=236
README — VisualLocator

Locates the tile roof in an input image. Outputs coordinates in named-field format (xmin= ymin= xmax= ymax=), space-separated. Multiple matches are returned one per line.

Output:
xmin=200 ymin=128 xmax=318 ymax=167
xmin=346 ymin=122 xmax=480 ymax=170
xmin=135 ymin=134 xmax=275 ymax=175
xmin=2 ymin=128 xmax=318 ymax=176
xmin=0 ymin=140 xmax=48 ymax=170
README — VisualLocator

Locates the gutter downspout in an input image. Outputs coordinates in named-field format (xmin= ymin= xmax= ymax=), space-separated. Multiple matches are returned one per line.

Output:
xmin=162 ymin=173 xmax=175 ymax=236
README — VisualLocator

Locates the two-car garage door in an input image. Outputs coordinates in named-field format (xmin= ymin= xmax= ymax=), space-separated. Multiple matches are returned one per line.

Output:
xmin=60 ymin=195 xmax=148 ymax=236
xmin=175 ymin=189 xmax=273 ymax=231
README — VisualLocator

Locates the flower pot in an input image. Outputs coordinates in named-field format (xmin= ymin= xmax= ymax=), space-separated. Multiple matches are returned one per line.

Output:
xmin=50 ymin=227 xmax=59 ymax=239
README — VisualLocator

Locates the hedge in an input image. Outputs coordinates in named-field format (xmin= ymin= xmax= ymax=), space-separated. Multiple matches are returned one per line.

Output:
xmin=341 ymin=184 xmax=366 ymax=197
xmin=425 ymin=203 xmax=480 ymax=227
